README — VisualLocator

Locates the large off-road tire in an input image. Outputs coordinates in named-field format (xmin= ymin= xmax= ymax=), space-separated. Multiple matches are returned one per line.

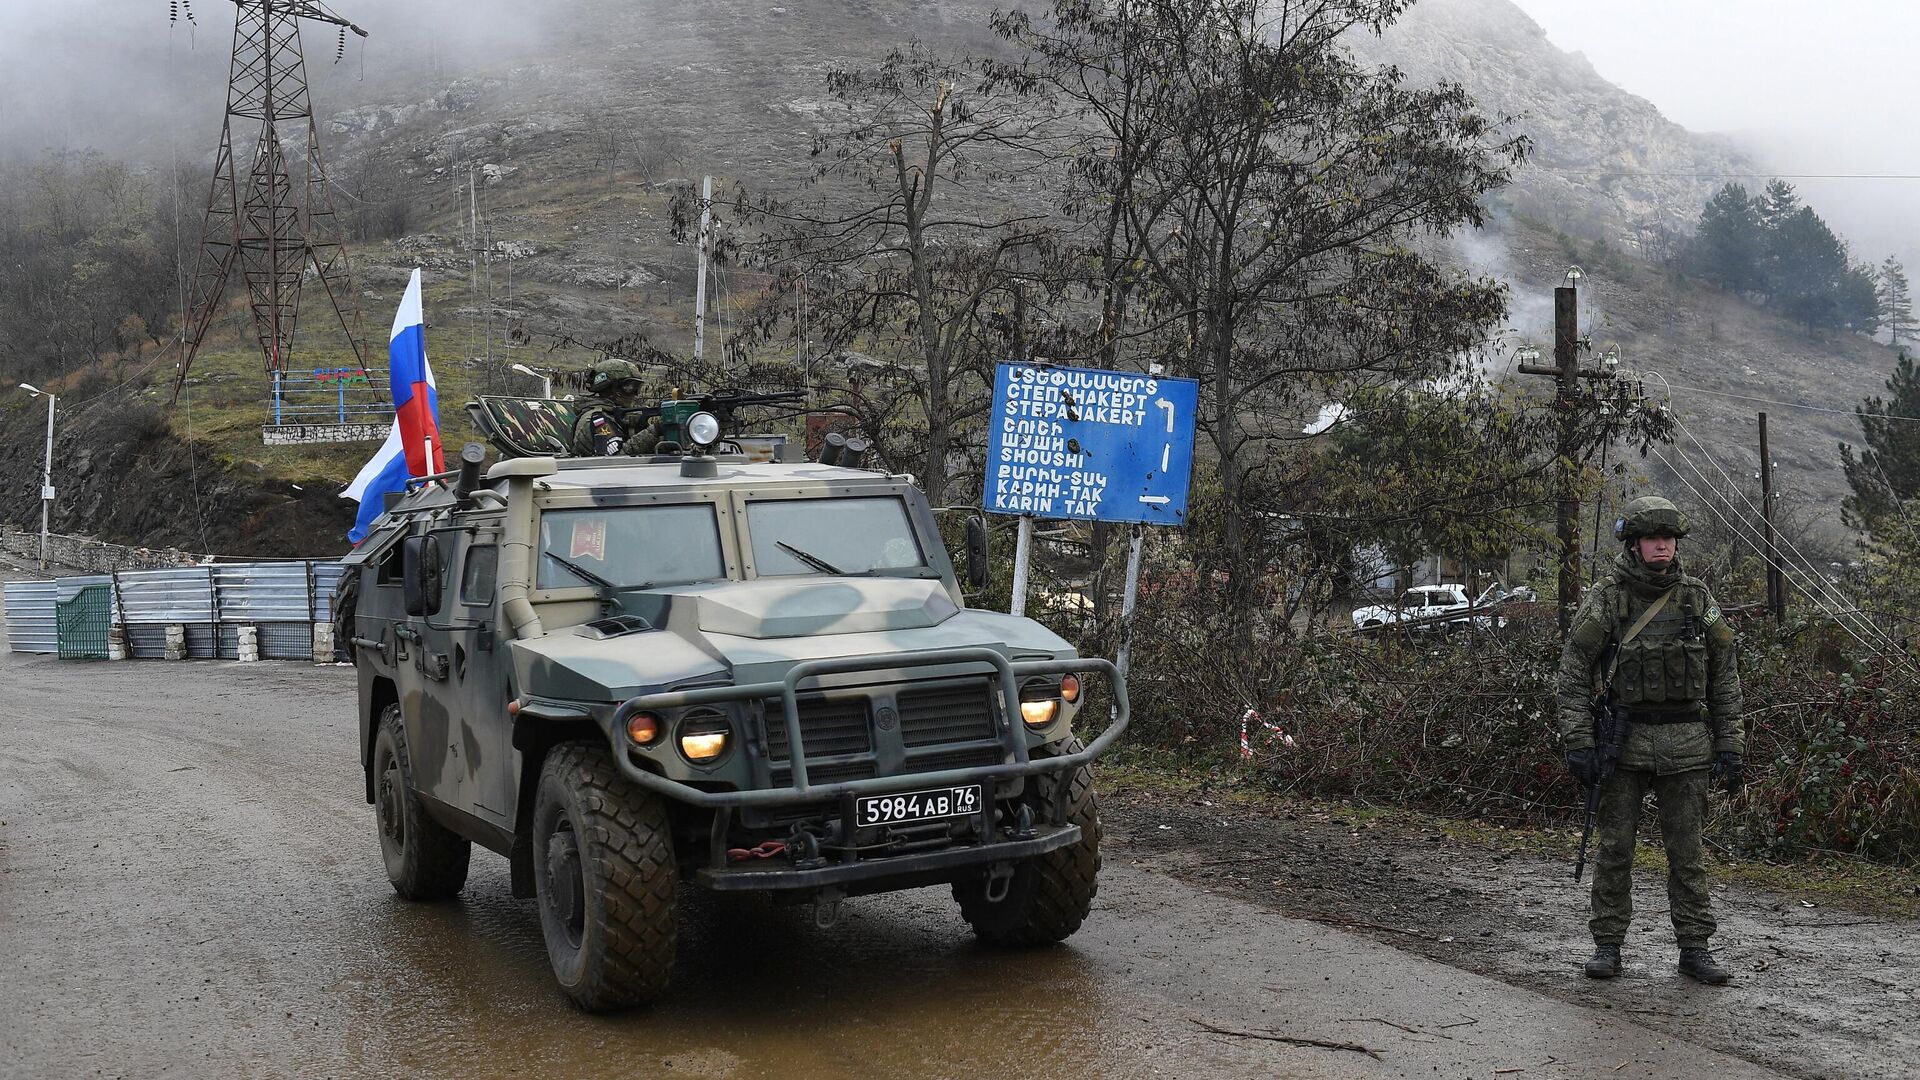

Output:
xmin=954 ymin=738 xmax=1101 ymax=946
xmin=372 ymin=703 xmax=471 ymax=900
xmin=532 ymin=742 xmax=678 ymax=1012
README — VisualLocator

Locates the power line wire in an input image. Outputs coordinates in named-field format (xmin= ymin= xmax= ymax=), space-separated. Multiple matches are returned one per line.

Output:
xmin=1656 ymin=380 xmax=1920 ymax=424
xmin=1653 ymin=443 xmax=1910 ymax=671
xmin=1552 ymin=169 xmax=1920 ymax=181
xmin=1663 ymin=406 xmax=1898 ymax=649
xmin=1659 ymin=428 xmax=1914 ymax=668
xmin=1660 ymin=422 xmax=1883 ymax=641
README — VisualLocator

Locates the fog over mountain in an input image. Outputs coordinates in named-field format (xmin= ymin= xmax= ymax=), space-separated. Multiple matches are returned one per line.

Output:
xmin=12 ymin=0 xmax=1898 ymax=267
xmin=1507 ymin=0 xmax=1920 ymax=274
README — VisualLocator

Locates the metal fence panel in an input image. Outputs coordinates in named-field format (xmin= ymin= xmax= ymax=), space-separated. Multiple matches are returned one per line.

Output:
xmin=4 ymin=580 xmax=58 ymax=653
xmin=313 ymin=563 xmax=348 ymax=621
xmin=258 ymin=622 xmax=313 ymax=660
xmin=56 ymin=575 xmax=117 ymax=615
xmin=57 ymin=585 xmax=113 ymax=660
xmin=116 ymin=567 xmax=214 ymax=625
xmin=126 ymin=625 xmax=169 ymax=659
xmin=185 ymin=625 xmax=217 ymax=660
xmin=214 ymin=563 xmax=315 ymax=623
xmin=18 ymin=559 xmax=344 ymax=660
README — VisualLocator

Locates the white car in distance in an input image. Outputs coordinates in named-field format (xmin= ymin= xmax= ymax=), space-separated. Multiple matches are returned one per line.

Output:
xmin=1351 ymin=583 xmax=1504 ymax=633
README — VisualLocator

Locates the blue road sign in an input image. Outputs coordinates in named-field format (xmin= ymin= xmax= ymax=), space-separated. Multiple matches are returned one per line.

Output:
xmin=984 ymin=362 xmax=1198 ymax=526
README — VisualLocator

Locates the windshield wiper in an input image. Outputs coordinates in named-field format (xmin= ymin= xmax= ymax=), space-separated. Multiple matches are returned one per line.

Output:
xmin=544 ymin=550 xmax=620 ymax=591
xmin=776 ymin=541 xmax=845 ymax=576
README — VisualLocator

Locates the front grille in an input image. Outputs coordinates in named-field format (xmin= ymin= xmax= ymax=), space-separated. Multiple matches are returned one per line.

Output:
xmin=771 ymin=759 xmax=877 ymax=787
xmin=906 ymin=744 xmax=1006 ymax=772
xmin=898 ymin=679 xmax=997 ymax=746
xmin=764 ymin=695 xmax=872 ymax=761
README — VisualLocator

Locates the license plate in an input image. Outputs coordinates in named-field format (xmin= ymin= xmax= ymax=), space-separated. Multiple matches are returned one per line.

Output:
xmin=855 ymin=784 xmax=983 ymax=827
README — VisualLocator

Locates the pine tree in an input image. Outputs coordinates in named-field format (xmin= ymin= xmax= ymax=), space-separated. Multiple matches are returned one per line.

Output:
xmin=1771 ymin=206 xmax=1853 ymax=330
xmin=1842 ymin=349 xmax=1920 ymax=531
xmin=1688 ymin=183 xmax=1765 ymax=294
xmin=1879 ymin=255 xmax=1917 ymax=344
xmin=1756 ymin=179 xmax=1802 ymax=302
xmin=1757 ymin=178 xmax=1801 ymax=229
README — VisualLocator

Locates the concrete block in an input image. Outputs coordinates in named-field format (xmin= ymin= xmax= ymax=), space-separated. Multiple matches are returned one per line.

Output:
xmin=107 ymin=625 xmax=126 ymax=662
xmin=163 ymin=624 xmax=188 ymax=661
xmin=312 ymin=622 xmax=336 ymax=663
xmin=236 ymin=625 xmax=259 ymax=662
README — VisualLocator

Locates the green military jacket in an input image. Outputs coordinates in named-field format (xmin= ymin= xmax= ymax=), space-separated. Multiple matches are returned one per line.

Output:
xmin=1555 ymin=551 xmax=1744 ymax=773
xmin=569 ymin=395 xmax=657 ymax=457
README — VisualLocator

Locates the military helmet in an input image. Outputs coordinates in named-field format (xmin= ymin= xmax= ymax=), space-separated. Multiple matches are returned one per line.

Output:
xmin=1615 ymin=495 xmax=1689 ymax=541
xmin=588 ymin=358 xmax=642 ymax=395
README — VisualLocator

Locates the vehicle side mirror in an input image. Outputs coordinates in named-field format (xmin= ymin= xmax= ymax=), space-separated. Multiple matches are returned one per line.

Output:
xmin=964 ymin=516 xmax=990 ymax=591
xmin=402 ymin=535 xmax=444 ymax=616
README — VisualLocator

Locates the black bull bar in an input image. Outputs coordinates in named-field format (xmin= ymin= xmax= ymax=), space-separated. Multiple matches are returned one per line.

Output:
xmin=607 ymin=648 xmax=1127 ymax=809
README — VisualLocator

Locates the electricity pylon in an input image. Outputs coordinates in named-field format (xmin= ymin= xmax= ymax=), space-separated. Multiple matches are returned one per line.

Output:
xmin=175 ymin=1 xmax=370 ymax=398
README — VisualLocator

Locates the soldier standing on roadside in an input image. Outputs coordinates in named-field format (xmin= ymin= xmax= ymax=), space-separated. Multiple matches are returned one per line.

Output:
xmin=570 ymin=358 xmax=659 ymax=457
xmin=1556 ymin=496 xmax=1745 ymax=985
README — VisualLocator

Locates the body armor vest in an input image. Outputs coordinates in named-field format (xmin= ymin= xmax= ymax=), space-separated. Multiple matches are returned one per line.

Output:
xmin=1611 ymin=585 xmax=1710 ymax=709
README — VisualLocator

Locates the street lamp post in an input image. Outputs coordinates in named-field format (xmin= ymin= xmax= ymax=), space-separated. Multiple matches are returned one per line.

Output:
xmin=18 ymin=383 xmax=55 ymax=569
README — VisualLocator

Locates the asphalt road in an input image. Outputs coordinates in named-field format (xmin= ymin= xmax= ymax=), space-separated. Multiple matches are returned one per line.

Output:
xmin=0 ymin=642 xmax=1792 ymax=1080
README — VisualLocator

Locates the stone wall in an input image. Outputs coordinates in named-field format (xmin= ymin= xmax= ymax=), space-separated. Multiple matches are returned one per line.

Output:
xmin=0 ymin=524 xmax=204 ymax=573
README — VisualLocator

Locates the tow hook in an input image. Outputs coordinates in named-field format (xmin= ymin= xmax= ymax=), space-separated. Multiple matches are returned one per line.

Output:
xmin=787 ymin=827 xmax=826 ymax=870
xmin=1010 ymin=803 xmax=1036 ymax=841
xmin=812 ymin=887 xmax=846 ymax=929
xmin=983 ymin=861 xmax=1016 ymax=904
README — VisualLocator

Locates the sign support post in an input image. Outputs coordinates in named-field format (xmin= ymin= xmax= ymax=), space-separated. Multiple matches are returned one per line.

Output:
xmin=1009 ymin=515 xmax=1034 ymax=617
xmin=1115 ymin=524 xmax=1145 ymax=683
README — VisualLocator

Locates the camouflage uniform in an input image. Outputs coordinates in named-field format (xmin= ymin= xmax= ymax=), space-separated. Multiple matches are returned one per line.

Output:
xmin=569 ymin=359 xmax=659 ymax=457
xmin=1557 ymin=548 xmax=1743 ymax=950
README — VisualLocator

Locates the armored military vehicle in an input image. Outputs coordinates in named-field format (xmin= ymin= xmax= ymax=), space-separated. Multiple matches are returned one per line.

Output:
xmin=336 ymin=393 xmax=1126 ymax=1011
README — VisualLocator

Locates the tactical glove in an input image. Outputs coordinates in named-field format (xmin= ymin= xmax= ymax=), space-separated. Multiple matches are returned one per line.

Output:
xmin=1709 ymin=750 xmax=1744 ymax=792
xmin=1565 ymin=747 xmax=1600 ymax=788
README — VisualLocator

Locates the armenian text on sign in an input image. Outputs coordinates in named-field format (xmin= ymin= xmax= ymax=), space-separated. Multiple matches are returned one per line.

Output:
xmin=984 ymin=362 xmax=1198 ymax=526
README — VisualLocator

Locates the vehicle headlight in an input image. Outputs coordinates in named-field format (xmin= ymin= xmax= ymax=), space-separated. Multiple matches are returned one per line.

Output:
xmin=686 ymin=410 xmax=721 ymax=448
xmin=677 ymin=711 xmax=731 ymax=762
xmin=626 ymin=711 xmax=663 ymax=746
xmin=1020 ymin=698 xmax=1060 ymax=727
xmin=1059 ymin=674 xmax=1081 ymax=704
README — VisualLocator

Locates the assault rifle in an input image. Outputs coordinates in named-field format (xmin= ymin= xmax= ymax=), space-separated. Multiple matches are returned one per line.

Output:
xmin=1572 ymin=641 xmax=1632 ymax=883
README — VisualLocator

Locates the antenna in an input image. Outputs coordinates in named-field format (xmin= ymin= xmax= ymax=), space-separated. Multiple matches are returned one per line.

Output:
xmin=173 ymin=1 xmax=373 ymax=399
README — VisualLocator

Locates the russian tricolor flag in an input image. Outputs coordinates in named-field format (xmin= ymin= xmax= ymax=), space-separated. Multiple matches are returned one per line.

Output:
xmin=343 ymin=269 xmax=443 ymax=542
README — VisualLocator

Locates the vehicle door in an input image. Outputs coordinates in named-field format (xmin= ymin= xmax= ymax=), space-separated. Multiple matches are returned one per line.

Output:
xmin=409 ymin=525 xmax=515 ymax=824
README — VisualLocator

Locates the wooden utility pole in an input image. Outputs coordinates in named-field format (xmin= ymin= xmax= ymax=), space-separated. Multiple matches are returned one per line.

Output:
xmin=1759 ymin=412 xmax=1787 ymax=621
xmin=1518 ymin=282 xmax=1614 ymax=636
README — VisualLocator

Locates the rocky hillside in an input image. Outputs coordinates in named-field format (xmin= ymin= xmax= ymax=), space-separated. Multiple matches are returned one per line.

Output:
xmin=1364 ymin=0 xmax=1761 ymax=249
xmin=1 ymin=0 xmax=1895 ymax=557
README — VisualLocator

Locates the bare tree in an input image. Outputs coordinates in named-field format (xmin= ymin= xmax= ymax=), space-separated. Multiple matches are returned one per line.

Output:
xmin=700 ymin=42 xmax=1071 ymax=504
xmin=998 ymin=0 xmax=1528 ymax=616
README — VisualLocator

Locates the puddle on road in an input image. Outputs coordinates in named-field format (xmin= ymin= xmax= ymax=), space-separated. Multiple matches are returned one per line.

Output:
xmin=338 ymin=864 xmax=1124 ymax=1080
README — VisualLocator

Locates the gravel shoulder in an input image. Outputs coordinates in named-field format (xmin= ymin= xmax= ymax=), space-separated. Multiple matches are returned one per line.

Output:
xmin=1101 ymin=777 xmax=1920 ymax=1080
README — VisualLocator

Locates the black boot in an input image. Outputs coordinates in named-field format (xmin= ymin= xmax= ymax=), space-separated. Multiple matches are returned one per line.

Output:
xmin=1584 ymin=943 xmax=1621 ymax=979
xmin=1678 ymin=946 xmax=1731 ymax=985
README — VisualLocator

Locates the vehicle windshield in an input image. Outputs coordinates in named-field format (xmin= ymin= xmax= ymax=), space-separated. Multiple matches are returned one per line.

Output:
xmin=536 ymin=505 xmax=726 ymax=589
xmin=746 ymin=496 xmax=929 ymax=577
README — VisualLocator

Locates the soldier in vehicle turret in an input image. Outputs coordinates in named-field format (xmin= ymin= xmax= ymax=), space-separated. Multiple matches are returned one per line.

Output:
xmin=1556 ymin=495 xmax=1744 ymax=985
xmin=570 ymin=358 xmax=660 ymax=457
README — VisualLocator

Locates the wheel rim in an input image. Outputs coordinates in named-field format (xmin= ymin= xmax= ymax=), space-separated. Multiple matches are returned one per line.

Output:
xmin=543 ymin=817 xmax=586 ymax=950
xmin=377 ymin=751 xmax=405 ymax=849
